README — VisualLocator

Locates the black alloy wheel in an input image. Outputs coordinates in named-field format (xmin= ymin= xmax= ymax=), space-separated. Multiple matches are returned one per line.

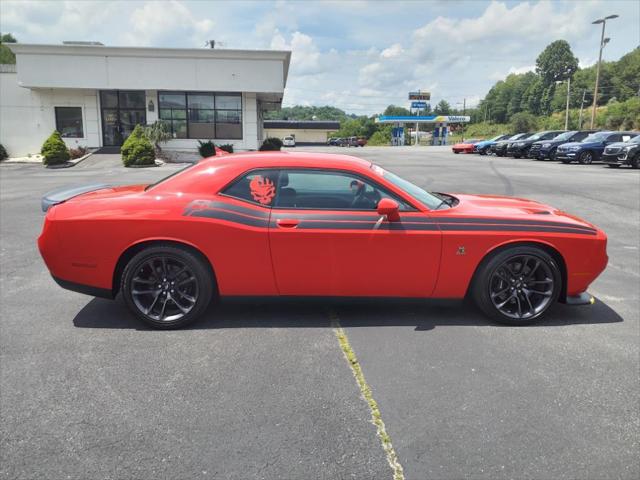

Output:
xmin=472 ymin=246 xmax=561 ymax=325
xmin=122 ymin=245 xmax=214 ymax=329
xmin=579 ymin=151 xmax=594 ymax=164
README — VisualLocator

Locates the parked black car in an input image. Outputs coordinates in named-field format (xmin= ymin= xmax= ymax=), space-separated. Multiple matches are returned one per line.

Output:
xmin=602 ymin=135 xmax=640 ymax=168
xmin=530 ymin=130 xmax=597 ymax=160
xmin=506 ymin=130 xmax=565 ymax=158
xmin=491 ymin=133 xmax=532 ymax=157
xmin=556 ymin=131 xmax=638 ymax=164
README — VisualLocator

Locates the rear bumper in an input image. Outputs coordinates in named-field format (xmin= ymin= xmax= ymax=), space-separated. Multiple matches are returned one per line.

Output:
xmin=565 ymin=292 xmax=595 ymax=306
xmin=52 ymin=275 xmax=114 ymax=299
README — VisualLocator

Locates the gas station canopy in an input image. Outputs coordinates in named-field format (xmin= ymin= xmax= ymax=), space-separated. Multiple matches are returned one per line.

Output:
xmin=376 ymin=115 xmax=470 ymax=124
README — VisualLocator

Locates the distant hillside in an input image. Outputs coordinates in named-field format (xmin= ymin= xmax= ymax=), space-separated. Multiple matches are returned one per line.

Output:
xmin=264 ymin=105 xmax=353 ymax=121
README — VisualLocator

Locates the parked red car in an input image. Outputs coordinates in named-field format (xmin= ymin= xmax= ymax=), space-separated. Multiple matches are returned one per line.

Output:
xmin=39 ymin=152 xmax=607 ymax=328
xmin=452 ymin=139 xmax=482 ymax=154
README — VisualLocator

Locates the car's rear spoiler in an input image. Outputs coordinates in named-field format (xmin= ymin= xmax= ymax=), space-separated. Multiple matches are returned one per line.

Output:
xmin=41 ymin=183 xmax=111 ymax=212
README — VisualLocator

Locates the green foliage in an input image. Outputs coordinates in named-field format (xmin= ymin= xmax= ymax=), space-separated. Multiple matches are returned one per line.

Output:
xmin=121 ymin=124 xmax=154 ymax=167
xmin=536 ymin=40 xmax=579 ymax=84
xmin=0 ymin=143 xmax=7 ymax=160
xmin=464 ymin=122 xmax=511 ymax=137
xmin=367 ymin=130 xmax=390 ymax=146
xmin=480 ymin=45 xmax=639 ymax=124
xmin=264 ymin=105 xmax=351 ymax=121
xmin=383 ymin=105 xmax=411 ymax=116
xmin=259 ymin=137 xmax=283 ymax=151
xmin=0 ymin=33 xmax=17 ymax=65
xmin=41 ymin=131 xmax=70 ymax=165
xmin=197 ymin=140 xmax=216 ymax=157
xmin=218 ymin=144 xmax=234 ymax=153
xmin=144 ymin=121 xmax=172 ymax=151
xmin=434 ymin=100 xmax=451 ymax=115
xmin=510 ymin=112 xmax=539 ymax=133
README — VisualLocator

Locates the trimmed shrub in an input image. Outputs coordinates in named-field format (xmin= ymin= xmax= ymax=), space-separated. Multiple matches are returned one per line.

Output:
xmin=198 ymin=140 xmax=216 ymax=158
xmin=0 ymin=143 xmax=7 ymax=160
xmin=41 ymin=131 xmax=70 ymax=165
xmin=218 ymin=143 xmax=234 ymax=153
xmin=366 ymin=131 xmax=390 ymax=146
xmin=69 ymin=146 xmax=89 ymax=159
xmin=259 ymin=137 xmax=283 ymax=151
xmin=121 ymin=124 xmax=154 ymax=167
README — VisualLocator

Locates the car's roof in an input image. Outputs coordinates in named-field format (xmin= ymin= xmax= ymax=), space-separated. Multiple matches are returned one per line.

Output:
xmin=199 ymin=151 xmax=373 ymax=170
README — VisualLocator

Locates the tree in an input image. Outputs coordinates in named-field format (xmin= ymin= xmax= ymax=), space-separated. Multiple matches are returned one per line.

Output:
xmin=383 ymin=105 xmax=411 ymax=116
xmin=510 ymin=112 xmax=538 ymax=133
xmin=434 ymin=100 xmax=451 ymax=115
xmin=0 ymin=33 xmax=17 ymax=64
xmin=536 ymin=40 xmax=579 ymax=84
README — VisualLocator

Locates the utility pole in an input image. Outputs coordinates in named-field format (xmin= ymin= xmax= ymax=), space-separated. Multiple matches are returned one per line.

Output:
xmin=578 ymin=90 xmax=587 ymax=129
xmin=590 ymin=14 xmax=619 ymax=128
xmin=462 ymin=98 xmax=466 ymax=142
xmin=564 ymin=75 xmax=571 ymax=130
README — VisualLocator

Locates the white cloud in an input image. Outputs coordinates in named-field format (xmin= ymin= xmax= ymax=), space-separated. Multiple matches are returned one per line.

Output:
xmin=380 ymin=43 xmax=403 ymax=59
xmin=271 ymin=30 xmax=322 ymax=76
xmin=124 ymin=1 xmax=215 ymax=47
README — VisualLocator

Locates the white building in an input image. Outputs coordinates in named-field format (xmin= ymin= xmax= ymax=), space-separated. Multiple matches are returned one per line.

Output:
xmin=0 ymin=43 xmax=291 ymax=157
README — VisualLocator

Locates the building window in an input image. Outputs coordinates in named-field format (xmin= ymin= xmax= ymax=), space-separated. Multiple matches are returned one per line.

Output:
xmin=158 ymin=92 xmax=242 ymax=140
xmin=55 ymin=107 xmax=84 ymax=138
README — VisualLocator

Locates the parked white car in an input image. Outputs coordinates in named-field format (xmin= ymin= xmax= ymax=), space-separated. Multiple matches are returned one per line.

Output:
xmin=283 ymin=136 xmax=296 ymax=147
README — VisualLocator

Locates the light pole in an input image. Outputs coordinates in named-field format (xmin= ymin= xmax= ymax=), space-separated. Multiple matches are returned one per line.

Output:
xmin=590 ymin=14 xmax=619 ymax=128
xmin=564 ymin=75 xmax=571 ymax=130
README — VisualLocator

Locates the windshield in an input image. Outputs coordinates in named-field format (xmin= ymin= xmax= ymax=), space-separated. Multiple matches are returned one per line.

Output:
xmin=376 ymin=166 xmax=444 ymax=210
xmin=490 ymin=134 xmax=506 ymax=141
xmin=553 ymin=131 xmax=577 ymax=141
xmin=583 ymin=132 xmax=610 ymax=143
xmin=527 ymin=132 xmax=546 ymax=141
xmin=626 ymin=135 xmax=640 ymax=144
xmin=509 ymin=133 xmax=527 ymax=140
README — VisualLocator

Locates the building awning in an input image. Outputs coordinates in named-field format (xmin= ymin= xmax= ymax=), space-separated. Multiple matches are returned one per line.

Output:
xmin=8 ymin=43 xmax=291 ymax=97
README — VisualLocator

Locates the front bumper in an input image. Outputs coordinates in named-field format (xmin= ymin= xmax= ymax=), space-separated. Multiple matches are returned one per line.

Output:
xmin=565 ymin=292 xmax=595 ymax=306
xmin=556 ymin=151 xmax=578 ymax=162
xmin=602 ymin=153 xmax=629 ymax=165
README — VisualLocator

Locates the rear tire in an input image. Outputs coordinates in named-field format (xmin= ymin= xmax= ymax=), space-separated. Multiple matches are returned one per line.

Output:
xmin=121 ymin=245 xmax=214 ymax=329
xmin=471 ymin=246 xmax=561 ymax=325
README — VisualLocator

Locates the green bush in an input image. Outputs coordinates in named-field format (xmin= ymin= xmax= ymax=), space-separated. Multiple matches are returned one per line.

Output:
xmin=41 ymin=131 xmax=70 ymax=165
xmin=197 ymin=140 xmax=216 ymax=157
xmin=366 ymin=131 xmax=390 ymax=146
xmin=510 ymin=112 xmax=539 ymax=133
xmin=218 ymin=143 xmax=234 ymax=153
xmin=0 ymin=143 xmax=7 ymax=160
xmin=259 ymin=137 xmax=283 ymax=151
xmin=121 ymin=124 xmax=155 ymax=167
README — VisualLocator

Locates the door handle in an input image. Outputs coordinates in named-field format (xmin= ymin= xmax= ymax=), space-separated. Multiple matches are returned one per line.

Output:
xmin=276 ymin=218 xmax=299 ymax=229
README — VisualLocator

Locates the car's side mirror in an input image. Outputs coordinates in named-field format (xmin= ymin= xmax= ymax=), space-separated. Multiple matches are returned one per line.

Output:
xmin=377 ymin=198 xmax=400 ymax=222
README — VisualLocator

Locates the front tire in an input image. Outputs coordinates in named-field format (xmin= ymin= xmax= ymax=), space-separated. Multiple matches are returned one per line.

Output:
xmin=579 ymin=151 xmax=594 ymax=164
xmin=607 ymin=164 xmax=620 ymax=168
xmin=121 ymin=245 xmax=214 ymax=329
xmin=549 ymin=148 xmax=557 ymax=161
xmin=471 ymin=246 xmax=561 ymax=325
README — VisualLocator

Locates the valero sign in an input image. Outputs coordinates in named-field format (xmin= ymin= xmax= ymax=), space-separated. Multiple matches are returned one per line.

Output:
xmin=408 ymin=91 xmax=431 ymax=101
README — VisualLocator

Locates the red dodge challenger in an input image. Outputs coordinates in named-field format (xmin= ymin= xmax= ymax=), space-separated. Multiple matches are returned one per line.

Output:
xmin=38 ymin=152 xmax=607 ymax=329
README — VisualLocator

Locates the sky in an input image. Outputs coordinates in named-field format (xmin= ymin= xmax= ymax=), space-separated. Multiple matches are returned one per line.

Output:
xmin=1 ymin=0 xmax=639 ymax=115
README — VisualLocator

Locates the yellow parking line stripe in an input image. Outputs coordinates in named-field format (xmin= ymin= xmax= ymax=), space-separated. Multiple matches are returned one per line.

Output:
xmin=330 ymin=310 xmax=405 ymax=480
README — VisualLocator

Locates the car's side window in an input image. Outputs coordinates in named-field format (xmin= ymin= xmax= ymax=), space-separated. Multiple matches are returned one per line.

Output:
xmin=621 ymin=135 xmax=632 ymax=142
xmin=573 ymin=132 xmax=588 ymax=141
xmin=607 ymin=134 xmax=620 ymax=143
xmin=221 ymin=169 xmax=279 ymax=207
xmin=273 ymin=170 xmax=412 ymax=211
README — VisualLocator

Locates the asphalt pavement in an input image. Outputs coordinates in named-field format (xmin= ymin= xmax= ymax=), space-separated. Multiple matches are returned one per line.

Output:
xmin=1 ymin=146 xmax=638 ymax=479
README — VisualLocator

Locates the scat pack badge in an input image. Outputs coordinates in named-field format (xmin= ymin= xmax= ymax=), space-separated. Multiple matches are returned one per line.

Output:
xmin=249 ymin=175 xmax=276 ymax=205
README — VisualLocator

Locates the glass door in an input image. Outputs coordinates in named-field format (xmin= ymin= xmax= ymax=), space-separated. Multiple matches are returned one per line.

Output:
xmin=100 ymin=90 xmax=146 ymax=146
